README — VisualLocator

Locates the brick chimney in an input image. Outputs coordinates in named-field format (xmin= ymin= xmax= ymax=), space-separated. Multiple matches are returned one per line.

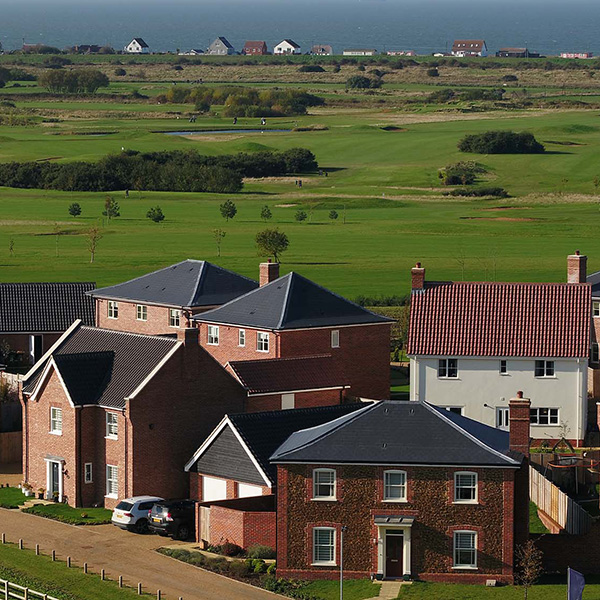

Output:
xmin=509 ymin=391 xmax=531 ymax=458
xmin=411 ymin=262 xmax=425 ymax=291
xmin=260 ymin=260 xmax=279 ymax=287
xmin=176 ymin=327 xmax=199 ymax=345
xmin=567 ymin=250 xmax=587 ymax=284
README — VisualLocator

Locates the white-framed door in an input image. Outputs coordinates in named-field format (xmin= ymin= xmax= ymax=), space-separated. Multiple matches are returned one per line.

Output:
xmin=376 ymin=525 xmax=412 ymax=579
xmin=45 ymin=459 xmax=63 ymax=502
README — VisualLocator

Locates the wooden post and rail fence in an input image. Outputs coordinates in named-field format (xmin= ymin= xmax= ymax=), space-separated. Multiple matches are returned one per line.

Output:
xmin=0 ymin=578 xmax=60 ymax=600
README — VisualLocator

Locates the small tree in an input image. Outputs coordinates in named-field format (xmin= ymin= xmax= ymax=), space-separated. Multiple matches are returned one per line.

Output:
xmin=146 ymin=206 xmax=165 ymax=223
xmin=86 ymin=227 xmax=103 ymax=263
xmin=102 ymin=196 xmax=120 ymax=220
xmin=8 ymin=239 xmax=14 ymax=257
xmin=220 ymin=199 xmax=237 ymax=222
xmin=515 ymin=540 xmax=543 ymax=600
xmin=295 ymin=209 xmax=307 ymax=223
xmin=213 ymin=228 xmax=226 ymax=257
xmin=260 ymin=205 xmax=273 ymax=222
xmin=329 ymin=210 xmax=339 ymax=222
xmin=256 ymin=228 xmax=290 ymax=263
xmin=68 ymin=202 xmax=81 ymax=217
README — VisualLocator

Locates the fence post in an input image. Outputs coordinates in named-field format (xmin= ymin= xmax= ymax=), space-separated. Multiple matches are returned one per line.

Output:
xmin=35 ymin=544 xmax=39 ymax=556
xmin=51 ymin=550 xmax=56 ymax=562
xmin=18 ymin=539 xmax=23 ymax=550
xmin=157 ymin=591 xmax=161 ymax=600
xmin=119 ymin=576 xmax=123 ymax=588
xmin=84 ymin=563 xmax=88 ymax=574
xmin=1 ymin=533 xmax=5 ymax=544
xmin=67 ymin=557 xmax=71 ymax=568
xmin=138 ymin=583 xmax=142 ymax=595
xmin=24 ymin=588 xmax=28 ymax=600
xmin=101 ymin=569 xmax=105 ymax=581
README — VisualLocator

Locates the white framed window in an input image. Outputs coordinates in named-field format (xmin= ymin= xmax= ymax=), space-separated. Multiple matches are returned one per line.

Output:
xmin=331 ymin=330 xmax=340 ymax=348
xmin=534 ymin=360 xmax=555 ymax=378
xmin=238 ymin=329 xmax=246 ymax=347
xmin=207 ymin=325 xmax=219 ymax=345
xmin=84 ymin=463 xmax=93 ymax=484
xmin=281 ymin=393 xmax=295 ymax=410
xmin=383 ymin=470 xmax=407 ymax=502
xmin=169 ymin=309 xmax=181 ymax=328
xmin=136 ymin=304 xmax=147 ymax=321
xmin=438 ymin=358 xmax=458 ymax=378
xmin=499 ymin=360 xmax=508 ymax=375
xmin=592 ymin=343 xmax=599 ymax=364
xmin=313 ymin=527 xmax=336 ymax=565
xmin=594 ymin=301 xmax=600 ymax=318
xmin=257 ymin=331 xmax=270 ymax=353
xmin=445 ymin=407 xmax=463 ymax=415
xmin=106 ymin=412 xmax=119 ymax=440
xmin=454 ymin=471 xmax=478 ymax=503
xmin=107 ymin=301 xmax=118 ymax=319
xmin=530 ymin=407 xmax=559 ymax=425
xmin=453 ymin=531 xmax=477 ymax=568
xmin=50 ymin=407 xmax=62 ymax=435
xmin=106 ymin=465 xmax=118 ymax=498
xmin=496 ymin=407 xmax=509 ymax=430
xmin=312 ymin=468 xmax=336 ymax=500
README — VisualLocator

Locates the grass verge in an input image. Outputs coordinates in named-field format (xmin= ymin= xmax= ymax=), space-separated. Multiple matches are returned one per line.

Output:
xmin=0 ymin=486 xmax=27 ymax=509
xmin=304 ymin=579 xmax=380 ymax=600
xmin=22 ymin=503 xmax=112 ymax=525
xmin=529 ymin=501 xmax=549 ymax=534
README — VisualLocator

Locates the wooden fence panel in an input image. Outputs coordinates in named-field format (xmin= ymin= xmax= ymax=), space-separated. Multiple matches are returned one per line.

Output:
xmin=0 ymin=431 xmax=22 ymax=464
xmin=0 ymin=578 xmax=59 ymax=600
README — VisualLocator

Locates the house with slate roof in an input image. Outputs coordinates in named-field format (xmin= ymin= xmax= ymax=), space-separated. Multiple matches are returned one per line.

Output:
xmin=194 ymin=262 xmax=393 ymax=403
xmin=124 ymin=38 xmax=149 ymax=54
xmin=272 ymin=396 xmax=532 ymax=583
xmin=274 ymin=40 xmax=301 ymax=55
xmin=88 ymin=260 xmax=257 ymax=335
xmin=20 ymin=320 xmax=246 ymax=508
xmin=451 ymin=40 xmax=488 ymax=57
xmin=0 ymin=282 xmax=95 ymax=365
xmin=407 ymin=253 xmax=591 ymax=445
xmin=184 ymin=403 xmax=365 ymax=548
xmin=207 ymin=37 xmax=235 ymax=55
xmin=243 ymin=41 xmax=268 ymax=56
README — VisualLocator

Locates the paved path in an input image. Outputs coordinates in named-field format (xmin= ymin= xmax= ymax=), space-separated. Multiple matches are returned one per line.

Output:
xmin=365 ymin=580 xmax=407 ymax=600
xmin=0 ymin=508 xmax=277 ymax=600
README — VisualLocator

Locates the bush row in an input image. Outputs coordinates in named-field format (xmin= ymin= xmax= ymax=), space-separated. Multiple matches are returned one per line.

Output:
xmin=458 ymin=131 xmax=545 ymax=154
xmin=445 ymin=187 xmax=509 ymax=198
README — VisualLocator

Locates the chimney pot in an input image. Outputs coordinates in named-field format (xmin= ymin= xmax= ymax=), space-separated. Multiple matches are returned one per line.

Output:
xmin=260 ymin=261 xmax=279 ymax=287
xmin=517 ymin=390 xmax=523 ymax=398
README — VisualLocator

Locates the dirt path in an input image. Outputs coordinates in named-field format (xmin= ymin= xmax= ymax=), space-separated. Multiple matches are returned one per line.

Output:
xmin=0 ymin=508 xmax=277 ymax=600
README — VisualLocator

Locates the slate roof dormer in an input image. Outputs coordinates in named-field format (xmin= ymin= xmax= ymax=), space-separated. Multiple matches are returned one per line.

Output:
xmin=88 ymin=260 xmax=258 ymax=309
xmin=194 ymin=272 xmax=393 ymax=330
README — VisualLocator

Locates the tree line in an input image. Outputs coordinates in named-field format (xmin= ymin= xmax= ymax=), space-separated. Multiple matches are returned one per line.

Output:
xmin=38 ymin=69 xmax=110 ymax=93
xmin=0 ymin=148 xmax=318 ymax=192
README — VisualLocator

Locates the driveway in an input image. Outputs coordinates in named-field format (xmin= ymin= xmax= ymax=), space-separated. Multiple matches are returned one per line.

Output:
xmin=0 ymin=508 xmax=277 ymax=600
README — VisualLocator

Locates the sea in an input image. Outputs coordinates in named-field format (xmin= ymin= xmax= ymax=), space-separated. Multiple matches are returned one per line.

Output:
xmin=2 ymin=0 xmax=600 ymax=57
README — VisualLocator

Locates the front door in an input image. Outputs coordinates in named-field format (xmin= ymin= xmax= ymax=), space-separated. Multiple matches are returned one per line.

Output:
xmin=385 ymin=533 xmax=403 ymax=578
xmin=49 ymin=462 xmax=60 ymax=496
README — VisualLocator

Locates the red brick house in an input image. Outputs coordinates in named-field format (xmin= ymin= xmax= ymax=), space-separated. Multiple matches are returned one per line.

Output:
xmin=0 ymin=282 xmax=95 ymax=365
xmin=195 ymin=263 xmax=393 ymax=400
xmin=243 ymin=41 xmax=268 ymax=55
xmin=20 ymin=321 xmax=246 ymax=508
xmin=88 ymin=260 xmax=257 ymax=335
xmin=272 ymin=396 xmax=531 ymax=583
xmin=184 ymin=403 xmax=365 ymax=549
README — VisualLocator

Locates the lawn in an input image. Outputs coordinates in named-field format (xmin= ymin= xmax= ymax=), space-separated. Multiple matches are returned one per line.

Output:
xmin=22 ymin=503 xmax=112 ymax=525
xmin=0 ymin=486 xmax=27 ymax=509
xmin=529 ymin=502 xmax=549 ymax=534
xmin=0 ymin=542 xmax=145 ymax=600
xmin=304 ymin=579 xmax=380 ymax=600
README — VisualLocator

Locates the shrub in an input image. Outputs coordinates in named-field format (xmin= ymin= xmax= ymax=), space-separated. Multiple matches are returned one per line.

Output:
xmin=298 ymin=65 xmax=325 ymax=72
xmin=345 ymin=75 xmax=380 ymax=89
xmin=247 ymin=545 xmax=276 ymax=559
xmin=438 ymin=161 xmax=487 ymax=186
xmin=427 ymin=68 xmax=439 ymax=77
xmin=229 ymin=561 xmax=250 ymax=578
xmin=266 ymin=563 xmax=276 ymax=575
xmin=295 ymin=209 xmax=308 ymax=222
xmin=253 ymin=559 xmax=267 ymax=574
xmin=114 ymin=68 xmax=126 ymax=76
xmin=146 ymin=206 xmax=165 ymax=222
xmin=449 ymin=187 xmax=509 ymax=198
xmin=221 ymin=541 xmax=244 ymax=557
xmin=207 ymin=557 xmax=229 ymax=573
xmin=502 ymin=74 xmax=518 ymax=81
xmin=458 ymin=131 xmax=545 ymax=154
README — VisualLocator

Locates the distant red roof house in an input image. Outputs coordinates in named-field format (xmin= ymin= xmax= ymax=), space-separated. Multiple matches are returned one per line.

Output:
xmin=243 ymin=41 xmax=268 ymax=55
xmin=451 ymin=40 xmax=488 ymax=57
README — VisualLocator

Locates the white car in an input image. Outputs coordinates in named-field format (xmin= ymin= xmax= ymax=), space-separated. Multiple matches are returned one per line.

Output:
xmin=111 ymin=496 xmax=163 ymax=534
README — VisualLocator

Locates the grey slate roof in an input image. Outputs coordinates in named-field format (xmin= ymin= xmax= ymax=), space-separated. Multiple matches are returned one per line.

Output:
xmin=188 ymin=403 xmax=366 ymax=485
xmin=0 ymin=282 xmax=95 ymax=333
xmin=271 ymin=401 xmax=521 ymax=467
xmin=133 ymin=38 xmax=148 ymax=48
xmin=22 ymin=324 xmax=180 ymax=408
xmin=588 ymin=270 xmax=600 ymax=298
xmin=195 ymin=272 xmax=392 ymax=330
xmin=89 ymin=260 xmax=257 ymax=309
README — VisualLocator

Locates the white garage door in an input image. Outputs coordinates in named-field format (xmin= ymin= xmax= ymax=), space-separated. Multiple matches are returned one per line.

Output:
xmin=202 ymin=476 xmax=227 ymax=502
xmin=238 ymin=483 xmax=263 ymax=498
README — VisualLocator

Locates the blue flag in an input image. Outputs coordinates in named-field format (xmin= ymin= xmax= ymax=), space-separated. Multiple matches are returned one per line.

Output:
xmin=568 ymin=568 xmax=585 ymax=600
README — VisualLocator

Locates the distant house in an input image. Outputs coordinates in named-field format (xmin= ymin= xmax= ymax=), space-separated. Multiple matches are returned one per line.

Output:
xmin=560 ymin=52 xmax=593 ymax=59
xmin=124 ymin=38 xmax=149 ymax=54
xmin=496 ymin=47 xmax=538 ymax=58
xmin=311 ymin=44 xmax=333 ymax=56
xmin=451 ymin=40 xmax=488 ymax=57
xmin=387 ymin=50 xmax=416 ymax=57
xmin=343 ymin=49 xmax=377 ymax=56
xmin=274 ymin=40 xmax=301 ymax=55
xmin=207 ymin=37 xmax=235 ymax=56
xmin=243 ymin=41 xmax=268 ymax=55
xmin=179 ymin=49 xmax=204 ymax=56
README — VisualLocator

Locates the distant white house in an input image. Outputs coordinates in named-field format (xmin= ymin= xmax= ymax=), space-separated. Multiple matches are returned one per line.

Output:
xmin=178 ymin=49 xmax=204 ymax=56
xmin=451 ymin=40 xmax=487 ymax=57
xmin=343 ymin=49 xmax=378 ymax=56
xmin=124 ymin=38 xmax=149 ymax=54
xmin=207 ymin=37 xmax=235 ymax=56
xmin=274 ymin=39 xmax=301 ymax=55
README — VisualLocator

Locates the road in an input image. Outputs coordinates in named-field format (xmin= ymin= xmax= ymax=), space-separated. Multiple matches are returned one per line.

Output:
xmin=0 ymin=508 xmax=277 ymax=600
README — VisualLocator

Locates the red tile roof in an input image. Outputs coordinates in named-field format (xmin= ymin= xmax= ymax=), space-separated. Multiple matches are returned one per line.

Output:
xmin=228 ymin=355 xmax=349 ymax=395
xmin=407 ymin=281 xmax=590 ymax=358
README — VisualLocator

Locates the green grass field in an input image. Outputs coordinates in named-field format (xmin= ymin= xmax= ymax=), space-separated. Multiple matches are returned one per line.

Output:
xmin=21 ymin=503 xmax=112 ymax=525
xmin=304 ymin=579 xmax=380 ymax=600
xmin=0 ymin=486 xmax=27 ymax=509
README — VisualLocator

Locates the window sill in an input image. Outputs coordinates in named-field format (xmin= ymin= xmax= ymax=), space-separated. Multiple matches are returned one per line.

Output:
xmin=105 ymin=436 xmax=118 ymax=441
xmin=534 ymin=376 xmax=556 ymax=379
xmin=382 ymin=499 xmax=408 ymax=504
xmin=84 ymin=480 xmax=93 ymax=485
xmin=257 ymin=350 xmax=269 ymax=353
xmin=136 ymin=319 xmax=147 ymax=322
xmin=311 ymin=562 xmax=337 ymax=567
xmin=105 ymin=494 xmax=118 ymax=499
xmin=452 ymin=566 xmax=478 ymax=571
xmin=530 ymin=424 xmax=560 ymax=427
xmin=107 ymin=317 xmax=118 ymax=320
xmin=207 ymin=342 xmax=219 ymax=346
xmin=169 ymin=325 xmax=181 ymax=329
xmin=437 ymin=378 xmax=460 ymax=381
xmin=452 ymin=500 xmax=479 ymax=505
xmin=49 ymin=431 xmax=62 ymax=436
xmin=311 ymin=497 xmax=337 ymax=502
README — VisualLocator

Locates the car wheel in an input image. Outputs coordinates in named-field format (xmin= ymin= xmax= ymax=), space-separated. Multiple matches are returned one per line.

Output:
xmin=176 ymin=524 xmax=191 ymax=541
xmin=135 ymin=518 xmax=149 ymax=534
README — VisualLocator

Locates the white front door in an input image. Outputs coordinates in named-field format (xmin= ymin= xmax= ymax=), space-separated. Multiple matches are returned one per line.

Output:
xmin=202 ymin=476 xmax=227 ymax=502
xmin=238 ymin=483 xmax=263 ymax=498
xmin=45 ymin=460 xmax=63 ymax=502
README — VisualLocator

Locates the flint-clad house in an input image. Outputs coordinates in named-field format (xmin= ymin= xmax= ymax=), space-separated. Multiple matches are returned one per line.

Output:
xmin=243 ymin=41 xmax=268 ymax=55
xmin=272 ymin=397 xmax=531 ymax=583
xmin=20 ymin=321 xmax=246 ymax=508
xmin=274 ymin=40 xmax=301 ymax=55
xmin=207 ymin=37 xmax=235 ymax=55
xmin=0 ymin=282 xmax=95 ymax=365
xmin=88 ymin=260 xmax=257 ymax=335
xmin=451 ymin=40 xmax=488 ymax=57
xmin=407 ymin=253 xmax=591 ymax=445
xmin=194 ymin=263 xmax=393 ymax=400
xmin=124 ymin=38 xmax=149 ymax=54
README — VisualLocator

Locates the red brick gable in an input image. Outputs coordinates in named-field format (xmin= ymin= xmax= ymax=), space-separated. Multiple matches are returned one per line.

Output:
xmin=407 ymin=281 xmax=590 ymax=357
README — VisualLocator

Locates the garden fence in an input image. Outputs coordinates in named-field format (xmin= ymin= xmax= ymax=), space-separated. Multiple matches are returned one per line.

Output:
xmin=0 ymin=578 xmax=60 ymax=600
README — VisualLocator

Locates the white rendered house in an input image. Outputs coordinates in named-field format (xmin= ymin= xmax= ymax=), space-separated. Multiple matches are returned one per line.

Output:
xmin=274 ymin=39 xmax=301 ymax=55
xmin=125 ymin=38 xmax=149 ymax=54
xmin=407 ymin=254 xmax=591 ymax=445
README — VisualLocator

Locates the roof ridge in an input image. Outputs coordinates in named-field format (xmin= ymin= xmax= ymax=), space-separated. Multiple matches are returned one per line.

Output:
xmin=0 ymin=282 xmax=95 ymax=286
xmin=230 ymin=402 xmax=366 ymax=422
xmin=428 ymin=280 xmax=589 ymax=287
xmin=230 ymin=354 xmax=332 ymax=366
xmin=277 ymin=273 xmax=295 ymax=329
xmin=189 ymin=261 xmax=207 ymax=306
xmin=80 ymin=325 xmax=180 ymax=344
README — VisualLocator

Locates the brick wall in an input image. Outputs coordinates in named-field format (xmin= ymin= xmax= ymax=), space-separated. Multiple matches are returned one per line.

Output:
xmin=208 ymin=505 xmax=276 ymax=549
xmin=246 ymin=389 xmax=343 ymax=413
xmin=276 ymin=463 xmax=517 ymax=583
xmin=198 ymin=323 xmax=278 ymax=363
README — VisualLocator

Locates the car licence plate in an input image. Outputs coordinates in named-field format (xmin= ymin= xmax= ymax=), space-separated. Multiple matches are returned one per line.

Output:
xmin=153 ymin=518 xmax=161 ymax=523
xmin=115 ymin=512 xmax=122 ymax=518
